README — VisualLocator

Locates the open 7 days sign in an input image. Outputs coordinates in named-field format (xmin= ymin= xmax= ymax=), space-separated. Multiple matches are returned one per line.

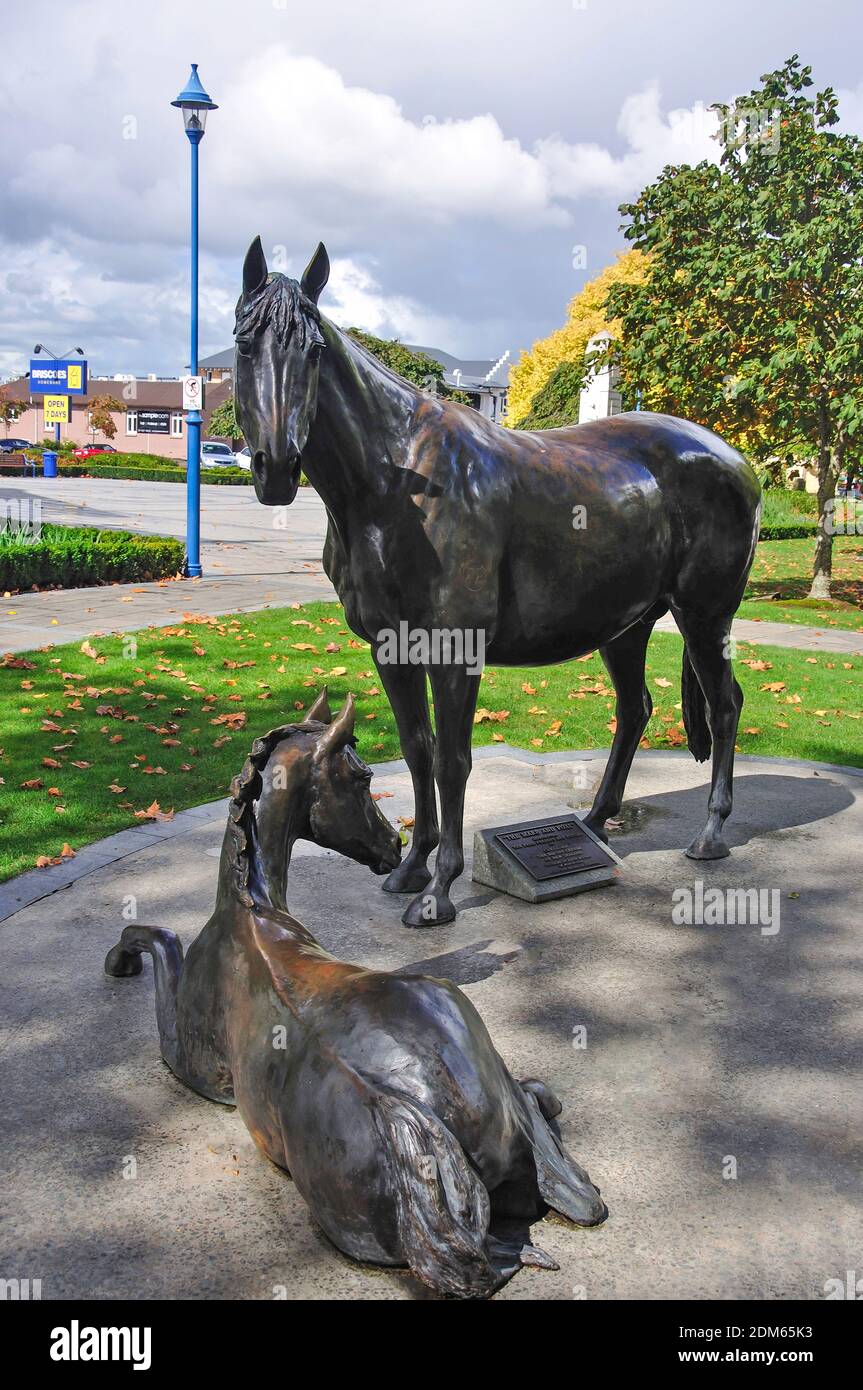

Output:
xmin=29 ymin=359 xmax=88 ymax=395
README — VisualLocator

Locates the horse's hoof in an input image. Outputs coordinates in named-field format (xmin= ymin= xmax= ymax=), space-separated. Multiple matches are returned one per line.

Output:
xmin=685 ymin=835 xmax=730 ymax=861
xmin=382 ymin=861 xmax=432 ymax=894
xmin=402 ymin=892 xmax=456 ymax=928
xmin=582 ymin=816 xmax=609 ymax=844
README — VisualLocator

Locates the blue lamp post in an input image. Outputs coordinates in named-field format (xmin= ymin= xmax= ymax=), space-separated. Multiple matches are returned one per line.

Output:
xmin=172 ymin=64 xmax=218 ymax=579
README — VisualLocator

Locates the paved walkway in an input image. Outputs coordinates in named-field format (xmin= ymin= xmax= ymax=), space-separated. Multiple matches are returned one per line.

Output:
xmin=2 ymin=475 xmax=861 ymax=654
xmin=2 ymin=746 xmax=860 ymax=1299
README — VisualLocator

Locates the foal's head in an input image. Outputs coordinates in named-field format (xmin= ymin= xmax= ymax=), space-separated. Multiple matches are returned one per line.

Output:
xmin=233 ymin=237 xmax=330 ymax=507
xmin=229 ymin=688 xmax=401 ymax=910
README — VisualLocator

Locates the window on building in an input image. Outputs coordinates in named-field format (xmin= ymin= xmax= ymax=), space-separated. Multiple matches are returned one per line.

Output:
xmin=126 ymin=411 xmax=137 ymax=436
xmin=170 ymin=413 xmax=184 ymax=438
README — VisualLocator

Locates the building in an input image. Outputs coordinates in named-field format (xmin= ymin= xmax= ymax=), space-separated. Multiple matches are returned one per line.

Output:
xmin=198 ymin=342 xmax=512 ymax=422
xmin=0 ymin=375 xmax=232 ymax=458
xmin=577 ymin=332 xmax=623 ymax=423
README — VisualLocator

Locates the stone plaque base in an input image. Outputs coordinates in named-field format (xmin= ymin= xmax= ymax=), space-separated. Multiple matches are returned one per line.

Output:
xmin=472 ymin=813 xmax=621 ymax=904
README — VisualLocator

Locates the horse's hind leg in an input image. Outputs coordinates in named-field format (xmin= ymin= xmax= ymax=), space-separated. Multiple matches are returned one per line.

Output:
xmin=582 ymin=609 xmax=662 ymax=841
xmin=373 ymin=657 xmax=439 ymax=894
xmin=673 ymin=609 xmax=743 ymax=860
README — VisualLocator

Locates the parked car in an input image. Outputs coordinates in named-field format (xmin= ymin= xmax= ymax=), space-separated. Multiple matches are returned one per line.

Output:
xmin=72 ymin=443 xmax=118 ymax=459
xmin=201 ymin=440 xmax=240 ymax=469
xmin=232 ymin=445 xmax=252 ymax=470
xmin=0 ymin=438 xmax=30 ymax=452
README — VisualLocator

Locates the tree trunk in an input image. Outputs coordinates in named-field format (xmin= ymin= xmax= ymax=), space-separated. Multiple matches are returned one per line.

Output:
xmin=807 ymin=406 xmax=841 ymax=601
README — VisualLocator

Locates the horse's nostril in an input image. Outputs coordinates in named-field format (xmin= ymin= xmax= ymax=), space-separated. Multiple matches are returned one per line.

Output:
xmin=252 ymin=450 xmax=267 ymax=475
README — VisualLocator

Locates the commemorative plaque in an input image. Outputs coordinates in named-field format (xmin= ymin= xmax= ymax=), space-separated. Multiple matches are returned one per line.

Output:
xmin=472 ymin=813 xmax=621 ymax=903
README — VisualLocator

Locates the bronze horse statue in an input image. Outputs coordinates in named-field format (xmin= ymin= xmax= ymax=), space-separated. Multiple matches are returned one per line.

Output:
xmin=104 ymin=690 xmax=606 ymax=1298
xmin=234 ymin=238 xmax=762 ymax=927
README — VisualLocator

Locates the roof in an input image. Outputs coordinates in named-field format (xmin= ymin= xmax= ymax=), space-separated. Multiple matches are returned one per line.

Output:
xmin=200 ymin=341 xmax=510 ymax=392
xmin=0 ymin=376 xmax=232 ymax=414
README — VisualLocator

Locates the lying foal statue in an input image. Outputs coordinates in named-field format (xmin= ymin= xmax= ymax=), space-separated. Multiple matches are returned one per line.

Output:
xmin=105 ymin=689 xmax=606 ymax=1298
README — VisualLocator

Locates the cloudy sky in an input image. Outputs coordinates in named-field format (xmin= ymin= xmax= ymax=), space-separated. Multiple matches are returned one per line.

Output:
xmin=2 ymin=0 xmax=862 ymax=380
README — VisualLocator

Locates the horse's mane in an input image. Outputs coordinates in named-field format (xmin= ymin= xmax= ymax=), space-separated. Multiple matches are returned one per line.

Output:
xmin=234 ymin=274 xmax=324 ymax=352
xmin=225 ymin=722 xmax=304 ymax=902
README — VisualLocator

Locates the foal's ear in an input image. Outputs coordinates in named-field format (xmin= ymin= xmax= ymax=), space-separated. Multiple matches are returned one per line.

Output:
xmin=301 ymin=242 xmax=330 ymax=304
xmin=243 ymin=236 xmax=268 ymax=297
xmin=313 ymin=693 xmax=355 ymax=760
xmin=305 ymin=687 xmax=332 ymax=724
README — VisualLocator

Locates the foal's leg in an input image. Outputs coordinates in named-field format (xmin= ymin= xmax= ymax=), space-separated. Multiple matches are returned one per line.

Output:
xmin=673 ymin=609 xmax=744 ymax=860
xmin=373 ymin=656 xmax=439 ymax=894
xmin=402 ymin=665 xmax=480 ymax=928
xmin=582 ymin=614 xmax=658 ymax=841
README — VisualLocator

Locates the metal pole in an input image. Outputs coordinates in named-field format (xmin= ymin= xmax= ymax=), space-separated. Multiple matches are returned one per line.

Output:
xmin=185 ymin=131 xmax=203 ymax=578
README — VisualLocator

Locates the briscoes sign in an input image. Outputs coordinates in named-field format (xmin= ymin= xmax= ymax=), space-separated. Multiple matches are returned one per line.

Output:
xmin=29 ymin=360 xmax=88 ymax=395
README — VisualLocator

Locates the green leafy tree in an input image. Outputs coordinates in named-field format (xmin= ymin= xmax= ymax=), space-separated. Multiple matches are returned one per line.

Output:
xmin=603 ymin=55 xmax=863 ymax=598
xmin=207 ymin=397 xmax=240 ymax=439
xmin=88 ymin=395 xmax=123 ymax=441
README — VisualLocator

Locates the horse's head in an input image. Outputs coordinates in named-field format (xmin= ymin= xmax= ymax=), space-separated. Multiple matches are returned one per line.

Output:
xmin=233 ymin=237 xmax=330 ymax=506
xmin=247 ymin=689 xmax=400 ymax=907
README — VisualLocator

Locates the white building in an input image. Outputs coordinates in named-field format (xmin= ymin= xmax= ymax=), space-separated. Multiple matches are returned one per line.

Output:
xmin=577 ymin=331 xmax=623 ymax=423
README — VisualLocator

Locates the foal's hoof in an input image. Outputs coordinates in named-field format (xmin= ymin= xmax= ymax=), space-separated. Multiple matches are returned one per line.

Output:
xmin=104 ymin=943 xmax=143 ymax=977
xmin=382 ymin=860 xmax=432 ymax=894
xmin=402 ymin=891 xmax=456 ymax=928
xmin=685 ymin=834 xmax=731 ymax=861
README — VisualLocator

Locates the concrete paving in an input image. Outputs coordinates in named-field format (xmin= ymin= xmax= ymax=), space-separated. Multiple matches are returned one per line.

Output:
xmin=1 ymin=746 xmax=860 ymax=1300
xmin=0 ymin=477 xmax=336 ymax=651
xmin=2 ymin=475 xmax=861 ymax=654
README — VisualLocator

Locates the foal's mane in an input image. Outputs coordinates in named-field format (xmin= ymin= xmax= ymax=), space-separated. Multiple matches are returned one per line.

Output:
xmin=225 ymin=722 xmax=305 ymax=902
xmin=234 ymin=274 xmax=324 ymax=352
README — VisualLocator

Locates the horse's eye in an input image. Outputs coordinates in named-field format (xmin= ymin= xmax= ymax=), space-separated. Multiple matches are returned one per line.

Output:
xmin=236 ymin=338 xmax=252 ymax=357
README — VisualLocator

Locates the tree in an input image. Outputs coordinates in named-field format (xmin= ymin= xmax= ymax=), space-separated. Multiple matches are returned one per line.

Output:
xmin=208 ymin=397 xmax=239 ymax=439
xmin=0 ymin=396 xmax=27 ymax=436
xmin=88 ymin=395 xmax=123 ymax=441
xmin=603 ymin=55 xmax=863 ymax=599
xmin=505 ymin=251 xmax=646 ymax=427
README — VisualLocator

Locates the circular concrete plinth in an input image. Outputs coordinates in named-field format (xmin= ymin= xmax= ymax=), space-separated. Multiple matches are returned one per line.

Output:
xmin=1 ymin=748 xmax=861 ymax=1300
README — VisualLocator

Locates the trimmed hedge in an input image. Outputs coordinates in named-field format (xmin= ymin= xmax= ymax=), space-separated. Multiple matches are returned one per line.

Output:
xmin=56 ymin=461 xmax=253 ymax=485
xmin=0 ymin=524 xmax=185 ymax=591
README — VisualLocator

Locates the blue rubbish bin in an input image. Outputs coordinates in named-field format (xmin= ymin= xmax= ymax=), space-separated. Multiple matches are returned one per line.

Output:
xmin=42 ymin=451 xmax=58 ymax=478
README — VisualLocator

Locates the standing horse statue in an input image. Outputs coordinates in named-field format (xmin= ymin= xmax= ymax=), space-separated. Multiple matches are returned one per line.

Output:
xmin=104 ymin=690 xmax=606 ymax=1299
xmin=234 ymin=238 xmax=762 ymax=927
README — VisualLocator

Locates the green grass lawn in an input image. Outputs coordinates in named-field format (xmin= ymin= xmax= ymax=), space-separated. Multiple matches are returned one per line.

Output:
xmin=1 ymin=600 xmax=861 ymax=882
xmin=739 ymin=535 xmax=863 ymax=630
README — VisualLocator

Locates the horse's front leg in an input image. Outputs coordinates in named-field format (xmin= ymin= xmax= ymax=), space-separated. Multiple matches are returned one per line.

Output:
xmin=373 ymin=655 xmax=440 ymax=894
xmin=402 ymin=665 xmax=480 ymax=928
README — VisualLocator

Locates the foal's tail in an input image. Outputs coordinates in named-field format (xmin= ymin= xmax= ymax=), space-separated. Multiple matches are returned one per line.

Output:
xmin=682 ymin=649 xmax=711 ymax=763
xmin=104 ymin=925 xmax=184 ymax=1070
xmin=371 ymin=1089 xmax=503 ymax=1299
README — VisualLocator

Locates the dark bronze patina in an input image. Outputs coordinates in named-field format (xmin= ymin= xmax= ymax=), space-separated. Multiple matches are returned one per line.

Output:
xmin=234 ymin=239 xmax=762 ymax=927
xmin=105 ymin=690 xmax=606 ymax=1299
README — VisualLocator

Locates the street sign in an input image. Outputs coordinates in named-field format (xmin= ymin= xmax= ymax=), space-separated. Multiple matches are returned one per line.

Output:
xmin=43 ymin=395 xmax=70 ymax=425
xmin=29 ymin=360 xmax=88 ymax=395
xmin=136 ymin=409 xmax=171 ymax=434
xmin=181 ymin=375 xmax=204 ymax=410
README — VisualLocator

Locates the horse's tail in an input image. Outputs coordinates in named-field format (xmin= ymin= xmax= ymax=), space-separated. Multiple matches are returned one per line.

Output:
xmin=682 ymin=648 xmax=711 ymax=762
xmin=104 ymin=925 xmax=184 ymax=1071
xmin=370 ymin=1089 xmax=502 ymax=1299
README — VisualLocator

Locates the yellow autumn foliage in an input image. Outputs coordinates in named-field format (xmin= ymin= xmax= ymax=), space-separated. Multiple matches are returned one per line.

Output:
xmin=505 ymin=249 xmax=647 ymax=426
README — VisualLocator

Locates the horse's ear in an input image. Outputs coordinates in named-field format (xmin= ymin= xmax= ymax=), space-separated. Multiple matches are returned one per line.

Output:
xmin=305 ymin=687 xmax=332 ymax=724
xmin=301 ymin=242 xmax=330 ymax=304
xmin=243 ymin=236 xmax=268 ymax=297
xmin=313 ymin=692 xmax=355 ymax=760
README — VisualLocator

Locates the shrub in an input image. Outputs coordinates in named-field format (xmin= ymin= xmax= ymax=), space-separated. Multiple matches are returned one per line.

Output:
xmin=56 ymin=460 xmax=252 ymax=485
xmin=0 ymin=524 xmax=185 ymax=591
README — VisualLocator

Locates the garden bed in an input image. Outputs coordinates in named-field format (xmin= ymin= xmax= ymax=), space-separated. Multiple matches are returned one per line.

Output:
xmin=0 ymin=524 xmax=185 ymax=592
